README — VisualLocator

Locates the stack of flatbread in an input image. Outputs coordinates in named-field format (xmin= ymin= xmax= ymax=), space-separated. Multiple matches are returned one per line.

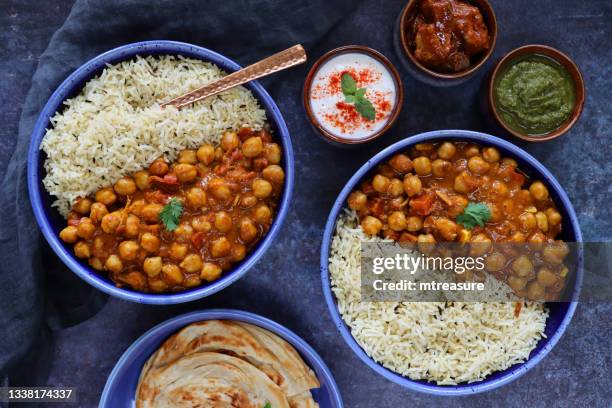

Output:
xmin=136 ymin=320 xmax=320 ymax=408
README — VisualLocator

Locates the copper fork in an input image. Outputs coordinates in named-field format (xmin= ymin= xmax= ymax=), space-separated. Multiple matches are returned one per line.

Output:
xmin=161 ymin=44 xmax=307 ymax=109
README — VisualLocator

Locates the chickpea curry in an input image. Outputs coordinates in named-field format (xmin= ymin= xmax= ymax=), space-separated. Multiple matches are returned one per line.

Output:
xmin=59 ymin=128 xmax=284 ymax=293
xmin=347 ymin=141 xmax=570 ymax=301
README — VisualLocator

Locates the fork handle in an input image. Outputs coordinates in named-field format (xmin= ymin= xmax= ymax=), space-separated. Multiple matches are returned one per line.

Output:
xmin=162 ymin=44 xmax=307 ymax=109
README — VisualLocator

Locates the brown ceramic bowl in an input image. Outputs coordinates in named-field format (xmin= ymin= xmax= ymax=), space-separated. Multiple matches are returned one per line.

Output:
xmin=397 ymin=0 xmax=497 ymax=86
xmin=303 ymin=45 xmax=403 ymax=146
xmin=488 ymin=45 xmax=585 ymax=142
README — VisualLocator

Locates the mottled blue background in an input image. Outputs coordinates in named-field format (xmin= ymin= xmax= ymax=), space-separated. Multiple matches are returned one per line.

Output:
xmin=1 ymin=0 xmax=610 ymax=407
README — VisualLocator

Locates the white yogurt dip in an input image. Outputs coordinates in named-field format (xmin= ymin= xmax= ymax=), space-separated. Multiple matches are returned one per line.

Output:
xmin=309 ymin=52 xmax=397 ymax=141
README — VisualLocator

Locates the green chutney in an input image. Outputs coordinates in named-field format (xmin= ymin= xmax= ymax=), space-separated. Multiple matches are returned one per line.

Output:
xmin=493 ymin=54 xmax=576 ymax=136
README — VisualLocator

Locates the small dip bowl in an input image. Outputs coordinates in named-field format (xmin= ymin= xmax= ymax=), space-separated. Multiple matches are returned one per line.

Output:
xmin=303 ymin=45 xmax=403 ymax=146
xmin=487 ymin=44 xmax=585 ymax=142
xmin=394 ymin=0 xmax=497 ymax=87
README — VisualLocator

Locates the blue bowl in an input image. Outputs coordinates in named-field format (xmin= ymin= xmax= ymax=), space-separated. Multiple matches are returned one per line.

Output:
xmin=99 ymin=309 xmax=343 ymax=407
xmin=320 ymin=130 xmax=583 ymax=395
xmin=27 ymin=41 xmax=294 ymax=304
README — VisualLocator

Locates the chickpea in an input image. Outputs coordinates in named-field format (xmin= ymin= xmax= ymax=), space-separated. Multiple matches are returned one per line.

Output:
xmin=435 ymin=217 xmax=458 ymax=241
xmin=191 ymin=215 xmax=212 ymax=232
xmin=124 ymin=214 xmax=140 ymax=237
xmin=162 ymin=263 xmax=184 ymax=285
xmin=542 ymin=242 xmax=569 ymax=264
xmin=174 ymin=163 xmax=197 ymax=183
xmin=470 ymin=233 xmax=492 ymax=256
xmin=92 ymin=236 xmax=104 ymax=252
xmin=417 ymin=234 xmax=436 ymax=255
xmin=453 ymin=172 xmax=477 ymax=194
xmin=465 ymin=145 xmax=480 ymax=158
xmin=348 ymin=191 xmax=367 ymax=211
xmin=215 ymin=147 xmax=224 ymax=161
xmin=169 ymin=242 xmax=188 ymax=261
xmin=133 ymin=170 xmax=150 ymax=190
xmin=508 ymin=276 xmax=527 ymax=292
xmin=208 ymin=178 xmax=232 ymax=202
xmin=458 ymin=228 xmax=471 ymax=244
xmin=528 ymin=232 xmax=546 ymax=249
xmin=221 ymin=131 xmax=240 ymax=151
xmin=74 ymin=241 xmax=91 ymax=259
xmin=403 ymin=174 xmax=422 ymax=197
xmin=183 ymin=275 xmax=202 ymax=288
xmin=77 ymin=219 xmax=96 ymax=239
xmin=432 ymin=159 xmax=451 ymax=177
xmin=509 ymin=232 xmax=526 ymax=243
xmin=180 ymin=254 xmax=203 ymax=274
xmin=361 ymin=216 xmax=382 ymax=236
xmin=95 ymin=187 xmax=117 ymax=206
xmin=388 ymin=211 xmax=407 ymax=231
xmin=437 ymin=142 xmax=456 ymax=160
xmin=264 ymin=143 xmax=282 ymax=164
xmin=252 ymin=178 xmax=273 ymax=199
xmin=240 ymin=193 xmax=258 ymax=209
xmin=545 ymin=208 xmax=562 ymax=226
xmin=526 ymin=281 xmax=545 ymax=300
xmin=389 ymin=154 xmax=413 ymax=173
xmin=502 ymin=157 xmax=518 ymax=167
xmin=214 ymin=211 xmax=233 ymax=233
xmin=73 ymin=198 xmax=92 ymax=215
xmin=186 ymin=187 xmax=207 ymax=208
xmin=89 ymin=202 xmax=108 ymax=223
xmin=529 ymin=181 xmax=549 ymax=201
xmin=388 ymin=179 xmax=404 ymax=197
xmin=105 ymin=254 xmax=123 ymax=274
xmin=537 ymin=266 xmax=558 ymax=287
xmin=262 ymin=165 xmax=285 ymax=185
xmin=406 ymin=216 xmax=423 ymax=232
xmin=59 ymin=226 xmax=79 ymax=243
xmin=149 ymin=158 xmax=169 ymax=176
xmin=101 ymin=211 xmax=122 ymax=234
xmin=141 ymin=203 xmax=163 ymax=222
xmin=253 ymin=205 xmax=272 ymax=224
xmin=239 ymin=218 xmax=258 ymax=243
xmin=491 ymin=180 xmax=509 ymax=197
xmin=129 ymin=199 xmax=146 ymax=217
xmin=140 ymin=232 xmax=161 ymax=253
xmin=519 ymin=212 xmax=536 ymax=232
xmin=148 ymin=279 xmax=169 ymax=293
xmin=413 ymin=157 xmax=432 ymax=176
xmin=211 ymin=237 xmax=231 ymax=258
xmin=114 ymin=176 xmax=137 ymax=196
xmin=485 ymin=252 xmax=506 ymax=272
xmin=178 ymin=149 xmax=197 ymax=164
xmin=118 ymin=240 xmax=139 ymax=261
xmin=143 ymin=256 xmax=162 ymax=277
xmin=230 ymin=243 xmax=247 ymax=262
xmin=196 ymin=144 xmax=216 ymax=165
xmin=174 ymin=223 xmax=193 ymax=241
xmin=372 ymin=174 xmax=390 ymax=193
xmin=201 ymin=262 xmax=222 ymax=281
xmin=467 ymin=156 xmax=490 ymax=175
xmin=511 ymin=255 xmax=533 ymax=277
xmin=242 ymin=136 xmax=264 ymax=158
xmin=482 ymin=147 xmax=500 ymax=163
xmin=535 ymin=211 xmax=549 ymax=232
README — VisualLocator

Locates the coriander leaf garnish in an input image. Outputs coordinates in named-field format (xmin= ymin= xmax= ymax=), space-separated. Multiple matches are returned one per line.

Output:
xmin=456 ymin=202 xmax=491 ymax=229
xmin=340 ymin=73 xmax=376 ymax=121
xmin=263 ymin=403 xmax=272 ymax=408
xmin=159 ymin=197 xmax=184 ymax=231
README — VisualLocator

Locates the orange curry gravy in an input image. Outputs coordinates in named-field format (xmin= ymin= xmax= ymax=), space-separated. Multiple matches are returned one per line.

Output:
xmin=348 ymin=141 xmax=570 ymax=301
xmin=59 ymin=128 xmax=284 ymax=293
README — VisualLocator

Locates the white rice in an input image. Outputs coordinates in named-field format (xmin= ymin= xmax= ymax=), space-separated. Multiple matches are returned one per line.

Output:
xmin=41 ymin=55 xmax=267 ymax=216
xmin=328 ymin=209 xmax=548 ymax=385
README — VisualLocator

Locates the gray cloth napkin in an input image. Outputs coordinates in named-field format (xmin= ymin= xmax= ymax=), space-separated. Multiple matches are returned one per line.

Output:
xmin=0 ymin=0 xmax=358 ymax=384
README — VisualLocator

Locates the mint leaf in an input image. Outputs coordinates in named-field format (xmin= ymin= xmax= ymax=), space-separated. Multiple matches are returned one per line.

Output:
xmin=456 ymin=202 xmax=491 ymax=229
xmin=341 ymin=73 xmax=357 ymax=96
xmin=159 ymin=197 xmax=184 ymax=231
xmin=344 ymin=94 xmax=356 ymax=103
xmin=355 ymin=88 xmax=367 ymax=98
xmin=355 ymin=97 xmax=376 ymax=121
